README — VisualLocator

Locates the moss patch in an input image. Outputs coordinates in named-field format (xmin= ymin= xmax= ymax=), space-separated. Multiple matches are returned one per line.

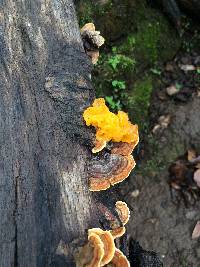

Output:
xmin=133 ymin=2 xmax=180 ymax=66
xmin=126 ymin=76 xmax=153 ymax=130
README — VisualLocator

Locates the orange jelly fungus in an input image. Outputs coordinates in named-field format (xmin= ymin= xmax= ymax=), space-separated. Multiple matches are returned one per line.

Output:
xmin=83 ymin=98 xmax=139 ymax=144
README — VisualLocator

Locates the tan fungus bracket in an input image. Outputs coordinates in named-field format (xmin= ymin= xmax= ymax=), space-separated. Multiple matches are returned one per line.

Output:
xmin=115 ymin=201 xmax=130 ymax=226
xmin=80 ymin=23 xmax=105 ymax=64
xmin=110 ymin=140 xmax=139 ymax=156
xmin=75 ymin=201 xmax=130 ymax=267
xmin=106 ymin=248 xmax=130 ymax=267
xmin=110 ymin=201 xmax=130 ymax=239
xmin=88 ymin=153 xmax=136 ymax=191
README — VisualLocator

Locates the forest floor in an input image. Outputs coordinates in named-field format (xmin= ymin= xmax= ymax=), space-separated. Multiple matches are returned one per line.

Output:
xmin=119 ymin=49 xmax=200 ymax=267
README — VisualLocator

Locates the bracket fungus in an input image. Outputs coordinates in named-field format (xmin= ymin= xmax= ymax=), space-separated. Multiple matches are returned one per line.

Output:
xmin=81 ymin=23 xmax=105 ymax=64
xmin=107 ymin=248 xmax=130 ymax=267
xmin=75 ymin=202 xmax=131 ymax=266
xmin=110 ymin=201 xmax=130 ymax=239
xmin=110 ymin=227 xmax=126 ymax=239
xmin=75 ymin=232 xmax=104 ymax=267
xmin=110 ymin=140 xmax=139 ymax=156
xmin=88 ymin=229 xmax=116 ymax=266
xmin=115 ymin=201 xmax=130 ymax=226
xmin=83 ymin=98 xmax=139 ymax=153
xmin=76 ymin=227 xmax=130 ymax=267
xmin=75 ymin=228 xmax=115 ymax=267
xmin=96 ymin=202 xmax=122 ymax=231
xmin=87 ymin=152 xmax=135 ymax=191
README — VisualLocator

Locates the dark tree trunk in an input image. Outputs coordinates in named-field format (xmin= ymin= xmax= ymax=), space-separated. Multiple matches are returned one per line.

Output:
xmin=153 ymin=0 xmax=200 ymax=13
xmin=0 ymin=1 xmax=103 ymax=266
xmin=177 ymin=0 xmax=200 ymax=17
xmin=151 ymin=0 xmax=200 ymax=28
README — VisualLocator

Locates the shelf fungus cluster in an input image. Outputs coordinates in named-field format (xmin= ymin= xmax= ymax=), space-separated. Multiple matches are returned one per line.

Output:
xmin=81 ymin=23 xmax=105 ymax=64
xmin=78 ymin=28 xmax=138 ymax=267
xmin=75 ymin=202 xmax=130 ymax=267
xmin=83 ymin=98 xmax=139 ymax=191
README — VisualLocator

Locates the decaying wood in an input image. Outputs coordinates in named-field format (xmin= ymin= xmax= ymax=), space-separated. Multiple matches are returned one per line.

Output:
xmin=0 ymin=1 xmax=117 ymax=266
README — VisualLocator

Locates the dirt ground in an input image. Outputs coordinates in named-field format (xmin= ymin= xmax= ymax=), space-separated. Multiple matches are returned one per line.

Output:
xmin=120 ymin=55 xmax=200 ymax=267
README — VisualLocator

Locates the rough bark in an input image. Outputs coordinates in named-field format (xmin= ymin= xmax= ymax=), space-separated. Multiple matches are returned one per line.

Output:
xmin=0 ymin=1 xmax=108 ymax=266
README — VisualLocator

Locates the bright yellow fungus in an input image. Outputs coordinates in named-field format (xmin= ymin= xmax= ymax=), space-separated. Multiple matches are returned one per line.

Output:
xmin=83 ymin=98 xmax=139 ymax=145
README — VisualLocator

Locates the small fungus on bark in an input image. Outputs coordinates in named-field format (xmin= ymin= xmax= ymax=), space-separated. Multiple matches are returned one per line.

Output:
xmin=115 ymin=201 xmax=130 ymax=226
xmin=83 ymin=98 xmax=139 ymax=154
xmin=109 ymin=201 xmax=130 ymax=239
xmin=75 ymin=232 xmax=104 ymax=267
xmin=107 ymin=248 xmax=130 ymax=267
xmin=110 ymin=227 xmax=126 ymax=239
xmin=75 ymin=202 xmax=131 ymax=266
xmin=92 ymin=140 xmax=107 ymax=154
xmin=80 ymin=23 xmax=105 ymax=64
xmin=88 ymin=228 xmax=115 ymax=266
xmin=76 ymin=227 xmax=130 ymax=267
xmin=88 ymin=152 xmax=135 ymax=191
xmin=111 ymin=140 xmax=139 ymax=156
xmin=75 ymin=228 xmax=115 ymax=267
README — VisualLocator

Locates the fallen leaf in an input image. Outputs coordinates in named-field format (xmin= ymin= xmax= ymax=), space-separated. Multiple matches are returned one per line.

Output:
xmin=187 ymin=149 xmax=197 ymax=162
xmin=152 ymin=124 xmax=161 ymax=134
xmin=165 ymin=62 xmax=174 ymax=72
xmin=158 ymin=115 xmax=171 ymax=128
xmin=157 ymin=90 xmax=167 ymax=101
xmin=192 ymin=221 xmax=200 ymax=239
xmin=179 ymin=64 xmax=196 ymax=71
xmin=152 ymin=115 xmax=171 ymax=134
xmin=166 ymin=85 xmax=179 ymax=96
xmin=169 ymin=160 xmax=188 ymax=181
xmin=131 ymin=189 xmax=140 ymax=198
xmin=194 ymin=169 xmax=200 ymax=188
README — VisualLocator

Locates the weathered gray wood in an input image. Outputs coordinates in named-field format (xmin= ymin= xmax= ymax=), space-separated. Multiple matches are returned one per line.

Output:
xmin=0 ymin=1 xmax=101 ymax=266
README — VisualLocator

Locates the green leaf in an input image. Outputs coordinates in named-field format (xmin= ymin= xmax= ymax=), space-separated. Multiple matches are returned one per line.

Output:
xmin=175 ymin=82 xmax=182 ymax=90
xmin=112 ymin=80 xmax=126 ymax=90
xmin=150 ymin=68 xmax=161 ymax=76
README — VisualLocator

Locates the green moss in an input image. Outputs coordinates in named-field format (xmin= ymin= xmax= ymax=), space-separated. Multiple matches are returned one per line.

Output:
xmin=133 ymin=3 xmax=180 ymax=65
xmin=126 ymin=76 xmax=153 ymax=129
xmin=136 ymin=133 xmax=186 ymax=176
xmin=77 ymin=0 xmax=94 ymax=27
